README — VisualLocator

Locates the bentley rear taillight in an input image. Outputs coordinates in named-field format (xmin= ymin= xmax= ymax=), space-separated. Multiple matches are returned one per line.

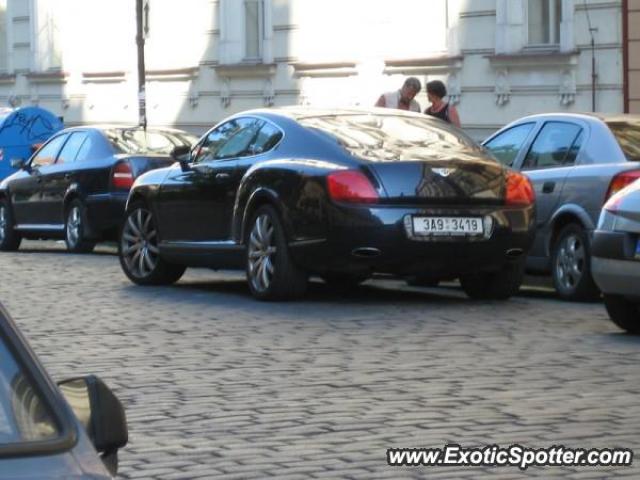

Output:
xmin=327 ymin=170 xmax=379 ymax=204
xmin=505 ymin=171 xmax=535 ymax=206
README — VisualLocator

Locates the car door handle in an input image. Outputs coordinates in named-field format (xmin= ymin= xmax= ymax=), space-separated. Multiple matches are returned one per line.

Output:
xmin=542 ymin=181 xmax=555 ymax=194
xmin=215 ymin=172 xmax=231 ymax=181
xmin=64 ymin=173 xmax=72 ymax=179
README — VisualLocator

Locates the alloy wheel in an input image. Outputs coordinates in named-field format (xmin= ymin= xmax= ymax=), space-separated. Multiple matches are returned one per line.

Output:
xmin=0 ymin=205 xmax=6 ymax=243
xmin=121 ymin=208 xmax=160 ymax=278
xmin=247 ymin=213 xmax=277 ymax=293
xmin=66 ymin=206 xmax=82 ymax=247
xmin=555 ymin=233 xmax=585 ymax=292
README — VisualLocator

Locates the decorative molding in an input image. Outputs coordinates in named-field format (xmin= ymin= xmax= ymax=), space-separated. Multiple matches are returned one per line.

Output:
xmin=495 ymin=69 xmax=511 ymax=106
xmin=447 ymin=72 xmax=462 ymax=105
xmin=26 ymin=71 xmax=69 ymax=84
xmin=82 ymin=71 xmax=127 ymax=83
xmin=383 ymin=55 xmax=464 ymax=76
xmin=220 ymin=78 xmax=231 ymax=108
xmin=291 ymin=61 xmax=357 ymax=78
xmin=263 ymin=79 xmax=275 ymax=106
xmin=487 ymin=50 xmax=580 ymax=107
xmin=559 ymin=70 xmax=577 ymax=106
xmin=213 ymin=63 xmax=276 ymax=79
xmin=188 ymin=90 xmax=200 ymax=108
xmin=146 ymin=67 xmax=199 ymax=82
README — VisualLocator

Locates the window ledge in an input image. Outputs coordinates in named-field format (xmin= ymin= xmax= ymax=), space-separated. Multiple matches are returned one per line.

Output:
xmin=383 ymin=55 xmax=464 ymax=75
xmin=25 ymin=71 xmax=69 ymax=84
xmin=214 ymin=63 xmax=276 ymax=79
xmin=0 ymin=73 xmax=16 ymax=85
xmin=291 ymin=62 xmax=357 ymax=78
xmin=82 ymin=71 xmax=127 ymax=84
xmin=487 ymin=50 xmax=580 ymax=69
xmin=146 ymin=67 xmax=199 ymax=82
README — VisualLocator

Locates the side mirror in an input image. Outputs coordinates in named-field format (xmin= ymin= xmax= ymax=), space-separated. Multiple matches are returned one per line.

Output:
xmin=171 ymin=145 xmax=192 ymax=172
xmin=58 ymin=375 xmax=128 ymax=476
xmin=10 ymin=158 xmax=27 ymax=170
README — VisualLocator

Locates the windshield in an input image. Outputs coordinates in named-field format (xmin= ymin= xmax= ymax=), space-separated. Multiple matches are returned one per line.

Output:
xmin=298 ymin=114 xmax=488 ymax=162
xmin=606 ymin=120 xmax=640 ymax=161
xmin=0 ymin=334 xmax=59 ymax=447
xmin=105 ymin=128 xmax=198 ymax=155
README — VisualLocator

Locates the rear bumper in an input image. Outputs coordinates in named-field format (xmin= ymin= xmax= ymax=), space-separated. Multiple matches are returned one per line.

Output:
xmin=85 ymin=192 xmax=128 ymax=235
xmin=592 ymin=230 xmax=640 ymax=298
xmin=290 ymin=203 xmax=535 ymax=277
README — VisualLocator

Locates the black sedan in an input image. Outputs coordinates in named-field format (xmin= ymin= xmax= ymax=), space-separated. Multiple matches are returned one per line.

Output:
xmin=119 ymin=108 xmax=536 ymax=300
xmin=0 ymin=126 xmax=196 ymax=252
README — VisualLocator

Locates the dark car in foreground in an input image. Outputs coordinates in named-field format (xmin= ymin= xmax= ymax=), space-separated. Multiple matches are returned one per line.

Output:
xmin=0 ymin=303 xmax=128 ymax=478
xmin=483 ymin=113 xmax=640 ymax=301
xmin=592 ymin=179 xmax=640 ymax=333
xmin=118 ymin=107 xmax=535 ymax=301
xmin=0 ymin=126 xmax=197 ymax=253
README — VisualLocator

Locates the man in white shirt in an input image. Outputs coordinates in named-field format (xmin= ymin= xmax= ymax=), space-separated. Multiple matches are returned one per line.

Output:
xmin=375 ymin=77 xmax=422 ymax=112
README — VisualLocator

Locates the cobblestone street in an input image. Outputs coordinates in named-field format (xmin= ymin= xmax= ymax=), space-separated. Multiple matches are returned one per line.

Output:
xmin=0 ymin=241 xmax=639 ymax=479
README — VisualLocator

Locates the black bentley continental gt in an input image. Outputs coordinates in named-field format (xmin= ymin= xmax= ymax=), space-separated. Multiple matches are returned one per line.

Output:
xmin=118 ymin=108 xmax=536 ymax=300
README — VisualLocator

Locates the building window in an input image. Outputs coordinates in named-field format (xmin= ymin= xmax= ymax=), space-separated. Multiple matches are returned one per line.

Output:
xmin=528 ymin=0 xmax=561 ymax=45
xmin=244 ymin=0 xmax=263 ymax=60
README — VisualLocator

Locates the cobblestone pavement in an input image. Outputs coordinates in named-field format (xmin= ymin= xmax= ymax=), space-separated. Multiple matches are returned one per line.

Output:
xmin=1 ymin=240 xmax=639 ymax=479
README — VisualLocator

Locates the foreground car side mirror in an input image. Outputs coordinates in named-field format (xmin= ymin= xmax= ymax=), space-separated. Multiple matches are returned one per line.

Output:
xmin=171 ymin=145 xmax=192 ymax=172
xmin=10 ymin=158 xmax=27 ymax=170
xmin=58 ymin=375 xmax=128 ymax=476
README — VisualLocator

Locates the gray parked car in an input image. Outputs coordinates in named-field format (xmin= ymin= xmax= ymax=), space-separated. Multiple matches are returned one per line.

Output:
xmin=592 ymin=179 xmax=640 ymax=333
xmin=0 ymin=303 xmax=128 ymax=478
xmin=483 ymin=113 xmax=640 ymax=301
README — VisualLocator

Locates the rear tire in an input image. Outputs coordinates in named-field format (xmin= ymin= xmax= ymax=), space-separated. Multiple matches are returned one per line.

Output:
xmin=65 ymin=200 xmax=96 ymax=253
xmin=551 ymin=223 xmax=599 ymax=301
xmin=246 ymin=205 xmax=307 ymax=300
xmin=119 ymin=203 xmax=185 ymax=285
xmin=603 ymin=295 xmax=640 ymax=334
xmin=460 ymin=259 xmax=525 ymax=300
xmin=0 ymin=200 xmax=21 ymax=251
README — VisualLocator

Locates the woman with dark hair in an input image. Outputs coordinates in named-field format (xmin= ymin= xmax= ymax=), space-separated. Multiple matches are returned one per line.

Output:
xmin=424 ymin=80 xmax=461 ymax=128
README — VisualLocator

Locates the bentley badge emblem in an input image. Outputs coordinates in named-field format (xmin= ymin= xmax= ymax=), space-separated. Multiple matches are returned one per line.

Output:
xmin=432 ymin=168 xmax=455 ymax=177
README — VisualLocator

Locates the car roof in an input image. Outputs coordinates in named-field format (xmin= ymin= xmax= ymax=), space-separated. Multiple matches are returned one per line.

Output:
xmin=59 ymin=125 xmax=194 ymax=134
xmin=506 ymin=112 xmax=640 ymax=124
xmin=234 ymin=106 xmax=428 ymax=122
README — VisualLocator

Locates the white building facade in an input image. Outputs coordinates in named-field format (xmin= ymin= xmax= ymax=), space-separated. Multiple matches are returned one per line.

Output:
xmin=0 ymin=0 xmax=627 ymax=139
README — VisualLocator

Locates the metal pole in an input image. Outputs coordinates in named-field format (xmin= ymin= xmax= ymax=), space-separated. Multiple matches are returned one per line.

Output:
xmin=136 ymin=0 xmax=147 ymax=129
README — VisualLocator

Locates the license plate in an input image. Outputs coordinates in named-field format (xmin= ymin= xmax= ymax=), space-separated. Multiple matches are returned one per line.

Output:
xmin=412 ymin=216 xmax=483 ymax=236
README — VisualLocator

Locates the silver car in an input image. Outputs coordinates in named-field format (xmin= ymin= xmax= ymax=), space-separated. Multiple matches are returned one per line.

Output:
xmin=0 ymin=303 xmax=128 ymax=478
xmin=483 ymin=114 xmax=640 ymax=301
xmin=592 ymin=179 xmax=640 ymax=333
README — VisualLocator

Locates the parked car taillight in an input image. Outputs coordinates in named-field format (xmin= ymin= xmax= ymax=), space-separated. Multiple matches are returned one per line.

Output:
xmin=505 ymin=171 xmax=535 ymax=206
xmin=112 ymin=162 xmax=134 ymax=190
xmin=604 ymin=170 xmax=640 ymax=204
xmin=327 ymin=170 xmax=379 ymax=204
